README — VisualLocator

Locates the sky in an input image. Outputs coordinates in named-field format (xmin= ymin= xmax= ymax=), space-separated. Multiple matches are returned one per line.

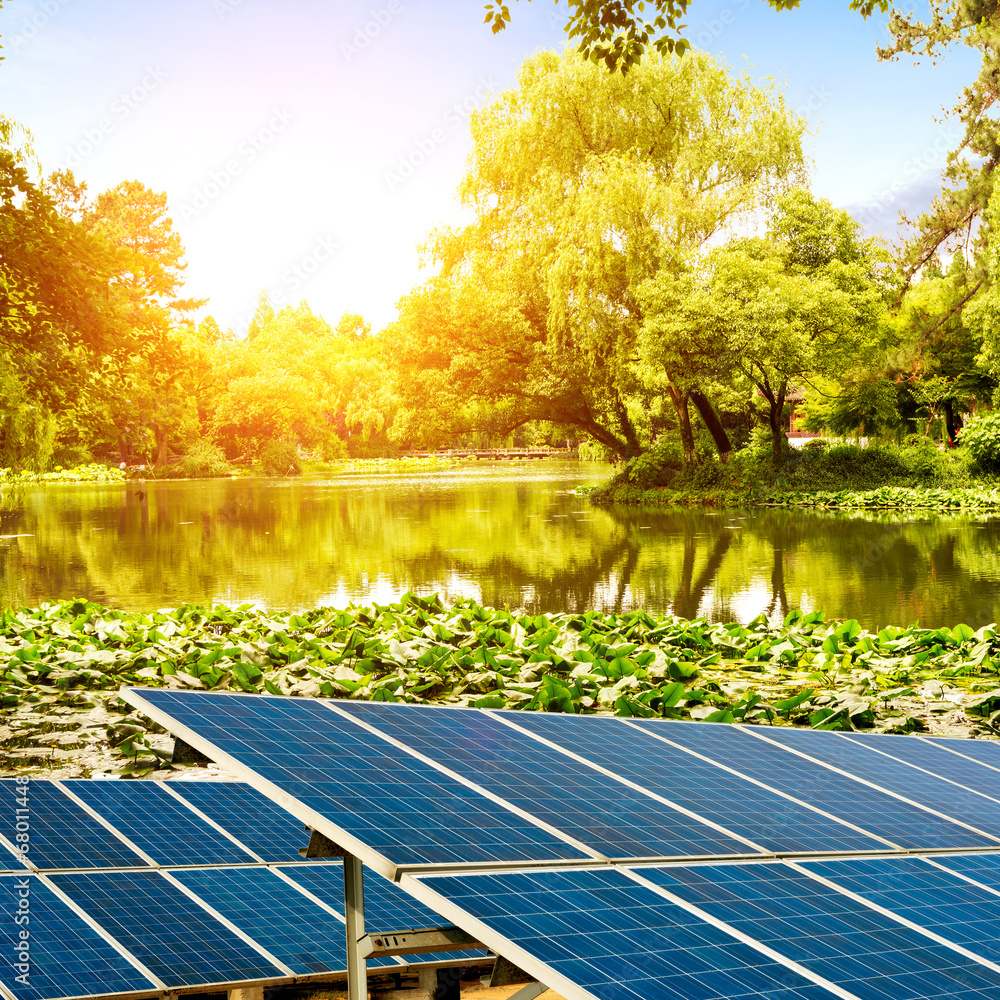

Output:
xmin=0 ymin=0 xmax=982 ymax=336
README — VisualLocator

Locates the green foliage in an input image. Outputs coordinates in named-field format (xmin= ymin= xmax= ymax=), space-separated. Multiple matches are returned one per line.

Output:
xmin=256 ymin=440 xmax=301 ymax=477
xmin=2 ymin=591 xmax=992 ymax=776
xmin=177 ymin=440 xmax=232 ymax=479
xmin=958 ymin=410 xmax=1000 ymax=472
xmin=0 ymin=464 xmax=124 ymax=484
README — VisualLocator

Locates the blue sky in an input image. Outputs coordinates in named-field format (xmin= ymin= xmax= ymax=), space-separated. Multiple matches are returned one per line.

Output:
xmin=0 ymin=0 xmax=980 ymax=334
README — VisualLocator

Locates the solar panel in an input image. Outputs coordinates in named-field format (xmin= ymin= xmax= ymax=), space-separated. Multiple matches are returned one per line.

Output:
xmin=120 ymin=689 xmax=1000 ymax=1000
xmin=164 ymin=781 xmax=310 ymax=862
xmin=640 ymin=720 xmax=997 ymax=850
xmin=64 ymin=781 xmax=260 ymax=866
xmin=409 ymin=866 xmax=836 ymax=1000
xmin=0 ymin=874 xmax=158 ymax=1000
xmin=167 ymin=867 xmax=359 ymax=976
xmin=642 ymin=862 xmax=1000 ymax=999
xmin=336 ymin=700 xmax=760 ymax=860
xmin=498 ymin=710 xmax=894 ymax=855
xmin=0 ymin=781 xmax=148 ymax=871
xmin=47 ymin=870 xmax=286 ymax=989
xmin=755 ymin=726 xmax=1000 ymax=842
xmin=923 ymin=737 xmax=1000 ymax=772
xmin=119 ymin=689 xmax=590 ymax=867
xmin=799 ymin=855 xmax=1000 ymax=965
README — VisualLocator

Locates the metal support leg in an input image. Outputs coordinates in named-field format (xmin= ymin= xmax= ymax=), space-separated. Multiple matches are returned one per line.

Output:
xmin=344 ymin=853 xmax=367 ymax=1000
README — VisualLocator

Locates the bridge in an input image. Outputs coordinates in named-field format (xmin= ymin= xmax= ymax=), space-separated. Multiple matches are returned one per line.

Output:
xmin=401 ymin=447 xmax=578 ymax=460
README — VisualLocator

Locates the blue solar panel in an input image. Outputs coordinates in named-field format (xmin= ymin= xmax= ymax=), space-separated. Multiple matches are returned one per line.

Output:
xmin=757 ymin=727 xmax=1000 ymax=842
xmin=167 ymin=867 xmax=360 ymax=976
xmin=339 ymin=701 xmax=759 ymax=860
xmin=641 ymin=721 xmax=997 ymax=850
xmin=417 ymin=866 xmax=831 ymax=1000
xmin=0 ymin=874 xmax=157 ymax=1000
xmin=275 ymin=862 xmax=447 ymax=933
xmin=48 ymin=870 xmax=284 ymax=988
xmin=166 ymin=781 xmax=309 ymax=862
xmin=124 ymin=689 xmax=590 ymax=866
xmin=65 ymin=780 xmax=258 ymax=866
xmin=0 ymin=781 xmax=148 ymax=871
xmin=840 ymin=733 xmax=1000 ymax=795
xmin=642 ymin=862 xmax=1000 ymax=999
xmin=801 ymin=855 xmax=1000 ymax=965
xmin=925 ymin=738 xmax=1000 ymax=772
xmin=500 ymin=711 xmax=891 ymax=855
xmin=934 ymin=851 xmax=1000 ymax=889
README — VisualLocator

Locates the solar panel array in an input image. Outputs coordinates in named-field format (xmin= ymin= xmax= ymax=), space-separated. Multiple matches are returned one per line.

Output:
xmin=0 ymin=778 xmax=484 ymax=1000
xmin=121 ymin=689 xmax=1000 ymax=1000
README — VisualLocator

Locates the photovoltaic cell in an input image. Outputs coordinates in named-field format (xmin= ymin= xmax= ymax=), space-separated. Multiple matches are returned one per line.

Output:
xmin=0 ymin=781 xmax=147 ymax=871
xmin=0 ymin=874 xmax=156 ymax=1000
xmin=933 ymin=851 xmax=1000 ymax=890
xmin=165 ymin=781 xmax=310 ymax=862
xmin=801 ymin=855 xmax=1000 ymax=965
xmin=924 ymin=738 xmax=1000 ymax=772
xmin=840 ymin=732 xmax=1000 ymax=796
xmin=275 ymin=862 xmax=447 ymax=934
xmin=48 ymin=870 xmax=284 ymax=988
xmin=757 ymin=726 xmax=1000 ymax=841
xmin=337 ymin=701 xmax=758 ymax=859
xmin=416 ymin=866 xmax=831 ymax=1000
xmin=64 ymin=780 xmax=259 ymax=866
xmin=500 ymin=711 xmax=890 ymax=855
xmin=642 ymin=862 xmax=1000 ymax=999
xmin=167 ymin=867 xmax=360 ymax=976
xmin=640 ymin=720 xmax=996 ymax=850
xmin=124 ymin=689 xmax=589 ymax=866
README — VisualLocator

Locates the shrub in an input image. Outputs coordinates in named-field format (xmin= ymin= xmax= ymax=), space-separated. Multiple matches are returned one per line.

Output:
xmin=178 ymin=440 xmax=232 ymax=478
xmin=959 ymin=411 xmax=1000 ymax=472
xmin=624 ymin=440 xmax=684 ymax=488
xmin=257 ymin=439 xmax=301 ymax=476
xmin=802 ymin=438 xmax=828 ymax=451
xmin=899 ymin=436 xmax=946 ymax=480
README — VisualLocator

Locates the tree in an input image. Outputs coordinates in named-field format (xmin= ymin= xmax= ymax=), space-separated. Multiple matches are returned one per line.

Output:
xmin=641 ymin=189 xmax=893 ymax=462
xmin=392 ymin=47 xmax=806 ymax=458
xmin=877 ymin=4 xmax=1000 ymax=281
xmin=485 ymin=0 xmax=888 ymax=72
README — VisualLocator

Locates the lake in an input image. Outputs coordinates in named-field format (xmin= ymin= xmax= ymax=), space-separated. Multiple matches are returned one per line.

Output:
xmin=3 ymin=460 xmax=1000 ymax=630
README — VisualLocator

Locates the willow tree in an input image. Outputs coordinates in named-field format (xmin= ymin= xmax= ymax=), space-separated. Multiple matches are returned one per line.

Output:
xmin=392 ymin=48 xmax=806 ymax=459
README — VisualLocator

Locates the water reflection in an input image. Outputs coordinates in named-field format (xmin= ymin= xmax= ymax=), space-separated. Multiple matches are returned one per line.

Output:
xmin=3 ymin=462 xmax=1000 ymax=629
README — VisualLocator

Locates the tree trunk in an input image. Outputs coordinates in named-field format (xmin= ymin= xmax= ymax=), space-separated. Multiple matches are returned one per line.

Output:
xmin=944 ymin=401 xmax=958 ymax=445
xmin=763 ymin=381 xmax=787 ymax=464
xmin=690 ymin=391 xmax=733 ymax=463
xmin=666 ymin=384 xmax=696 ymax=463
xmin=154 ymin=427 xmax=170 ymax=470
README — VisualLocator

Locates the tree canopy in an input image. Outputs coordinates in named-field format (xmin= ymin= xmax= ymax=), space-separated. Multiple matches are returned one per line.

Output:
xmin=485 ymin=0 xmax=889 ymax=71
xmin=390 ymin=47 xmax=806 ymax=458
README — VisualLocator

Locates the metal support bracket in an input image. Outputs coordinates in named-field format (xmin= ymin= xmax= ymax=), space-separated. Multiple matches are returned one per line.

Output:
xmin=344 ymin=854 xmax=367 ymax=1000
xmin=361 ymin=927 xmax=484 ymax=958
xmin=507 ymin=983 xmax=546 ymax=1000
xmin=299 ymin=828 xmax=348 ymax=858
